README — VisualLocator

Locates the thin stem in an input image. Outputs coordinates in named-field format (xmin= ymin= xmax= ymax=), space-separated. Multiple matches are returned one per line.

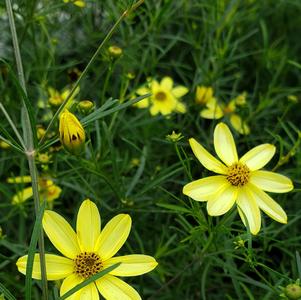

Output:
xmin=38 ymin=0 xmax=145 ymax=147
xmin=5 ymin=0 xmax=48 ymax=298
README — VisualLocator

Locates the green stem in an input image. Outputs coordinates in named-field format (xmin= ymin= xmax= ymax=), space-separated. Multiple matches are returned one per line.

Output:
xmin=5 ymin=0 xmax=48 ymax=298
xmin=39 ymin=0 xmax=145 ymax=147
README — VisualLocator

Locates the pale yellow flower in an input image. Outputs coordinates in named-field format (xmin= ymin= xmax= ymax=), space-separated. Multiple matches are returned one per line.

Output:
xmin=135 ymin=77 xmax=188 ymax=116
xmin=59 ymin=110 xmax=85 ymax=155
xmin=183 ymin=123 xmax=293 ymax=235
xmin=200 ymin=93 xmax=250 ymax=135
xmin=17 ymin=199 xmax=157 ymax=299
xmin=8 ymin=176 xmax=61 ymax=205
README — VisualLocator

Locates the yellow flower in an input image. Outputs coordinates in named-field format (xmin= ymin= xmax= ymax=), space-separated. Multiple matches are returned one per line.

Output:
xmin=108 ymin=45 xmax=123 ymax=58
xmin=63 ymin=0 xmax=86 ymax=7
xmin=8 ymin=176 xmax=61 ymax=205
xmin=77 ymin=100 xmax=95 ymax=115
xmin=135 ymin=77 xmax=188 ymax=116
xmin=48 ymin=86 xmax=79 ymax=108
xmin=195 ymin=86 xmax=214 ymax=105
xmin=59 ymin=110 xmax=85 ymax=155
xmin=16 ymin=199 xmax=158 ymax=299
xmin=200 ymin=96 xmax=250 ymax=135
xmin=183 ymin=122 xmax=293 ymax=235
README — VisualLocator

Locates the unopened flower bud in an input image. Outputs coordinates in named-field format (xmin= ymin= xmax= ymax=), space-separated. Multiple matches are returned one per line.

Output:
xmin=284 ymin=283 xmax=301 ymax=299
xmin=59 ymin=110 xmax=85 ymax=155
xmin=77 ymin=100 xmax=95 ymax=115
xmin=108 ymin=45 xmax=123 ymax=58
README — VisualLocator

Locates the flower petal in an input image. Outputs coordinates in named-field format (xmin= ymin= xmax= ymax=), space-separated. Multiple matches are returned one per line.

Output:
xmin=189 ymin=138 xmax=228 ymax=174
xmin=43 ymin=210 xmax=81 ymax=259
xmin=239 ymin=144 xmax=275 ymax=171
xmin=60 ymin=273 xmax=83 ymax=300
xmin=175 ymin=101 xmax=186 ymax=113
xmin=214 ymin=122 xmax=238 ymax=166
xmin=172 ymin=86 xmax=189 ymax=98
xmin=96 ymin=275 xmax=141 ymax=300
xmin=183 ymin=176 xmax=229 ymax=201
xmin=248 ymin=183 xmax=287 ymax=223
xmin=136 ymin=87 xmax=150 ymax=96
xmin=236 ymin=188 xmax=261 ymax=235
xmin=16 ymin=254 xmax=73 ymax=280
xmin=206 ymin=185 xmax=238 ymax=216
xmin=200 ymin=107 xmax=224 ymax=119
xmin=103 ymin=255 xmax=158 ymax=277
xmin=78 ymin=282 xmax=99 ymax=300
xmin=229 ymin=114 xmax=250 ymax=135
xmin=77 ymin=199 xmax=101 ymax=252
xmin=160 ymin=77 xmax=173 ymax=90
xmin=95 ymin=214 xmax=131 ymax=261
xmin=12 ymin=186 xmax=33 ymax=204
xmin=249 ymin=170 xmax=293 ymax=193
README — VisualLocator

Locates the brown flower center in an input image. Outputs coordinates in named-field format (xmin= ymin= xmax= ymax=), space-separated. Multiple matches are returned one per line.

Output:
xmin=155 ymin=91 xmax=167 ymax=101
xmin=227 ymin=163 xmax=250 ymax=186
xmin=74 ymin=252 xmax=103 ymax=278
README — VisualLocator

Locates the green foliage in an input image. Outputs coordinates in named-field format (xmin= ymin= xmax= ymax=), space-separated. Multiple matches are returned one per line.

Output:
xmin=0 ymin=0 xmax=301 ymax=299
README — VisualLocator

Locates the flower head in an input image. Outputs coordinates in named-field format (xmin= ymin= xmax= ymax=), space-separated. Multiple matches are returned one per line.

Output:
xmin=77 ymin=100 xmax=95 ymax=115
xmin=135 ymin=77 xmax=188 ymax=116
xmin=48 ymin=86 xmax=79 ymax=109
xmin=183 ymin=122 xmax=293 ymax=235
xmin=59 ymin=110 xmax=85 ymax=155
xmin=200 ymin=91 xmax=250 ymax=135
xmin=16 ymin=199 xmax=158 ymax=299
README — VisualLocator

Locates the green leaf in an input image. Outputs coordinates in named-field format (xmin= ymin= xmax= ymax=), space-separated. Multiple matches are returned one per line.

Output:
xmin=0 ymin=283 xmax=16 ymax=300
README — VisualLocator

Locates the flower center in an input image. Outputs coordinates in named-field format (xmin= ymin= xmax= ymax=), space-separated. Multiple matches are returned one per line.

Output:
xmin=74 ymin=252 xmax=103 ymax=278
xmin=155 ymin=91 xmax=167 ymax=101
xmin=227 ymin=163 xmax=250 ymax=186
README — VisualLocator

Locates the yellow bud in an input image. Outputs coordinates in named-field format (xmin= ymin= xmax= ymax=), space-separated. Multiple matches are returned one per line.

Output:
xmin=59 ymin=110 xmax=86 ymax=155
xmin=108 ymin=45 xmax=123 ymax=58
xmin=166 ymin=131 xmax=183 ymax=142
xmin=36 ymin=125 xmax=46 ymax=140
xmin=284 ymin=283 xmax=301 ymax=299
xmin=77 ymin=100 xmax=95 ymax=115
xmin=0 ymin=140 xmax=10 ymax=149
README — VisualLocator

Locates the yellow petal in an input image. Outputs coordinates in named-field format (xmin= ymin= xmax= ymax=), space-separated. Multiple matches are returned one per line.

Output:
xmin=230 ymin=114 xmax=250 ymax=135
xmin=78 ymin=282 xmax=99 ymax=300
xmin=172 ymin=86 xmax=189 ymax=98
xmin=183 ymin=175 xmax=229 ymax=201
xmin=160 ymin=77 xmax=173 ymax=90
xmin=239 ymin=144 xmax=275 ymax=171
xmin=214 ymin=122 xmax=238 ymax=166
xmin=16 ymin=254 xmax=73 ymax=280
xmin=96 ymin=275 xmax=141 ymax=300
xmin=249 ymin=170 xmax=294 ymax=193
xmin=74 ymin=0 xmax=86 ymax=7
xmin=43 ymin=210 xmax=81 ymax=259
xmin=77 ymin=199 xmax=101 ymax=252
xmin=95 ymin=214 xmax=131 ymax=261
xmin=236 ymin=188 xmax=261 ymax=235
xmin=60 ymin=273 xmax=83 ymax=300
xmin=12 ymin=186 xmax=33 ymax=204
xmin=134 ymin=97 xmax=150 ymax=109
xmin=189 ymin=138 xmax=228 ymax=174
xmin=248 ymin=184 xmax=287 ymax=224
xmin=7 ymin=175 xmax=32 ymax=183
xmin=136 ymin=87 xmax=150 ymax=96
xmin=195 ymin=86 xmax=214 ymax=105
xmin=175 ymin=101 xmax=186 ymax=113
xmin=206 ymin=185 xmax=238 ymax=216
xmin=200 ymin=107 xmax=224 ymax=119
xmin=103 ymin=255 xmax=158 ymax=277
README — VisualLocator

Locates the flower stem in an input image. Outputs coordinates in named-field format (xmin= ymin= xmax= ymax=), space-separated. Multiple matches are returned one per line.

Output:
xmin=5 ymin=0 xmax=48 ymax=298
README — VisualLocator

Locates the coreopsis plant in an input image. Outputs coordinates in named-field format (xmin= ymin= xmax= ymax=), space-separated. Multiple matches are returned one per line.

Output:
xmin=59 ymin=110 xmax=86 ymax=155
xmin=183 ymin=122 xmax=293 ymax=235
xmin=17 ymin=199 xmax=158 ymax=299
xmin=134 ymin=76 xmax=188 ymax=116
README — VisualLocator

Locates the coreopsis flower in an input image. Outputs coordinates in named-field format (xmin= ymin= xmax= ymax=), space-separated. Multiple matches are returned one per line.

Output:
xmin=199 ymin=89 xmax=250 ymax=135
xmin=48 ymin=86 xmax=79 ymax=109
xmin=195 ymin=86 xmax=214 ymax=105
xmin=7 ymin=176 xmax=61 ymax=205
xmin=59 ymin=110 xmax=85 ymax=155
xmin=183 ymin=122 xmax=293 ymax=235
xmin=17 ymin=199 xmax=158 ymax=299
xmin=135 ymin=77 xmax=188 ymax=116
xmin=63 ymin=0 xmax=85 ymax=7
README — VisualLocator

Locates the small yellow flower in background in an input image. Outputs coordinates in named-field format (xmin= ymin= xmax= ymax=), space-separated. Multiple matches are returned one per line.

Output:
xmin=63 ymin=0 xmax=85 ymax=7
xmin=195 ymin=86 xmax=214 ymax=105
xmin=48 ymin=86 xmax=79 ymax=109
xmin=8 ymin=176 xmax=61 ymax=205
xmin=135 ymin=77 xmax=188 ymax=116
xmin=287 ymin=95 xmax=298 ymax=103
xmin=16 ymin=199 xmax=158 ymax=299
xmin=77 ymin=100 xmax=95 ymax=115
xmin=36 ymin=125 xmax=46 ymax=140
xmin=0 ymin=140 xmax=10 ymax=149
xmin=183 ymin=122 xmax=293 ymax=235
xmin=108 ymin=45 xmax=123 ymax=58
xmin=37 ymin=153 xmax=52 ymax=165
xmin=199 ymin=90 xmax=250 ymax=135
xmin=166 ymin=131 xmax=184 ymax=142
xmin=59 ymin=110 xmax=85 ymax=155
